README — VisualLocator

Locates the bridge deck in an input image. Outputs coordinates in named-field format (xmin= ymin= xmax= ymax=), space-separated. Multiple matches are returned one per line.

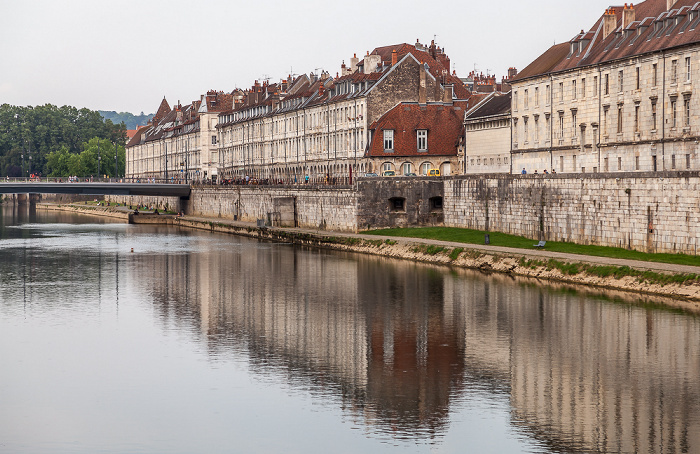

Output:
xmin=0 ymin=182 xmax=191 ymax=198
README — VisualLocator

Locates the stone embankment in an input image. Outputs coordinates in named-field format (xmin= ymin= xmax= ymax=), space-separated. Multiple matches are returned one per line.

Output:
xmin=37 ymin=203 xmax=700 ymax=311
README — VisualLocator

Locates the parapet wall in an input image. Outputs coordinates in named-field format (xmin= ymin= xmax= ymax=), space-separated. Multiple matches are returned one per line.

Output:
xmin=444 ymin=172 xmax=700 ymax=254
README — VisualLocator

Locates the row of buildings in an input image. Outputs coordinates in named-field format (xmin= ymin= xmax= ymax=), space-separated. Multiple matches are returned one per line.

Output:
xmin=126 ymin=0 xmax=700 ymax=181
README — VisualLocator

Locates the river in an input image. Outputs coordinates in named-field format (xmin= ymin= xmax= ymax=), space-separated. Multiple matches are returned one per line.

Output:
xmin=1 ymin=205 xmax=699 ymax=454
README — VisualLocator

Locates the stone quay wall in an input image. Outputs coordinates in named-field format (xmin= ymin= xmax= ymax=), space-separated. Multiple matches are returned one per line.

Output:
xmin=444 ymin=172 xmax=700 ymax=254
xmin=185 ymin=186 xmax=358 ymax=231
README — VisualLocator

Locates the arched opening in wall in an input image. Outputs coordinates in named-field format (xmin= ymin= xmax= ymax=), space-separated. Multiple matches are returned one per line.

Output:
xmin=429 ymin=196 xmax=443 ymax=211
xmin=401 ymin=162 xmax=413 ymax=175
xmin=420 ymin=161 xmax=433 ymax=175
xmin=440 ymin=162 xmax=451 ymax=176
xmin=389 ymin=197 xmax=406 ymax=212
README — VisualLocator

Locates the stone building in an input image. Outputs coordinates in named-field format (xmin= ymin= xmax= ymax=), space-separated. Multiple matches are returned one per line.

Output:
xmin=215 ymin=40 xmax=470 ymax=182
xmin=125 ymin=91 xmax=233 ymax=182
xmin=463 ymin=92 xmax=512 ymax=174
xmin=511 ymin=0 xmax=700 ymax=174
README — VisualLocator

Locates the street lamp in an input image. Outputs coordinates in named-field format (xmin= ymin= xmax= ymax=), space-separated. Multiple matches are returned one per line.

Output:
xmin=97 ymin=139 xmax=101 ymax=178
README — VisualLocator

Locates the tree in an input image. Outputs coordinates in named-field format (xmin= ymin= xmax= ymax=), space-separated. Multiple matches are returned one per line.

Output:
xmin=0 ymin=103 xmax=127 ymax=177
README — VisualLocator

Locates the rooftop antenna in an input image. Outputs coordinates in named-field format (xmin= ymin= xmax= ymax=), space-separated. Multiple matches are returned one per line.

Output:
xmin=260 ymin=74 xmax=271 ymax=83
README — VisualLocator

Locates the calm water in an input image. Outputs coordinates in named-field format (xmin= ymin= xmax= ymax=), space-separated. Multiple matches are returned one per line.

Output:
xmin=1 ymin=206 xmax=699 ymax=454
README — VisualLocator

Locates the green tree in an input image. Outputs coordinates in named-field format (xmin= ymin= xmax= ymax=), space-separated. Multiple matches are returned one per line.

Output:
xmin=0 ymin=103 xmax=127 ymax=177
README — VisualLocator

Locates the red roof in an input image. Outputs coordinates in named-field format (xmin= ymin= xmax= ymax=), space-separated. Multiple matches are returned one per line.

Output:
xmin=368 ymin=101 xmax=471 ymax=157
xmin=515 ymin=0 xmax=700 ymax=82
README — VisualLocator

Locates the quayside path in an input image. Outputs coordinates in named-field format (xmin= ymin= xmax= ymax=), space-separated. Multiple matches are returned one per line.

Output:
xmin=178 ymin=215 xmax=700 ymax=276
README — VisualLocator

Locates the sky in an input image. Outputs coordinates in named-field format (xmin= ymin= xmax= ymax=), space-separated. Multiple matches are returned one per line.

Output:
xmin=1 ymin=0 xmax=615 ymax=115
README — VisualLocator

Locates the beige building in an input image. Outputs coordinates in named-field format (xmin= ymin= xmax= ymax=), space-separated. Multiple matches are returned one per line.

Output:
xmin=463 ymin=92 xmax=512 ymax=174
xmin=125 ymin=92 xmax=233 ymax=182
xmin=217 ymin=42 xmax=469 ymax=182
xmin=511 ymin=0 xmax=700 ymax=174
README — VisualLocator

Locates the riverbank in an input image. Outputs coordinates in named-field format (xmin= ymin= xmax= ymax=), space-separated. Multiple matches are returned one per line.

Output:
xmin=37 ymin=202 xmax=700 ymax=310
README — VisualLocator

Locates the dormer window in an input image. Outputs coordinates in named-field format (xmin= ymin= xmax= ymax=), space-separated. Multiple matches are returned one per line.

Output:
xmin=383 ymin=130 xmax=394 ymax=151
xmin=417 ymin=130 xmax=427 ymax=151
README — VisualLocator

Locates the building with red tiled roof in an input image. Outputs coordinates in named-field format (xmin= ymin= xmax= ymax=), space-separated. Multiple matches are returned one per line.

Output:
xmin=126 ymin=90 xmax=233 ymax=182
xmin=511 ymin=0 xmax=700 ymax=174
xmin=127 ymin=39 xmax=479 ymax=182
xmin=214 ymin=39 xmax=475 ymax=182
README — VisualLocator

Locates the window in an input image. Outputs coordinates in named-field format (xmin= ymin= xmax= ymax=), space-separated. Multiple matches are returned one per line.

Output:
xmin=686 ymin=57 xmax=692 ymax=81
xmin=617 ymin=105 xmax=623 ymax=133
xmin=635 ymin=156 xmax=640 ymax=170
xmin=559 ymin=82 xmax=564 ymax=102
xmin=604 ymin=74 xmax=610 ymax=95
xmin=671 ymin=98 xmax=677 ymax=128
xmin=383 ymin=130 xmax=394 ymax=151
xmin=402 ymin=162 xmax=412 ymax=175
xmin=672 ymin=155 xmax=676 ymax=169
xmin=383 ymin=162 xmax=393 ymax=172
xmin=524 ymin=117 xmax=529 ymax=141
xmin=653 ymin=63 xmax=658 ymax=86
xmin=687 ymin=154 xmax=691 ymax=169
xmin=535 ymin=87 xmax=539 ymax=107
xmin=581 ymin=78 xmax=586 ymax=98
xmin=211 ymin=135 xmax=217 ymax=145
xmin=618 ymin=70 xmax=624 ymax=92
xmin=417 ymin=129 xmax=427 ymax=151
xmin=546 ymin=85 xmax=551 ymax=104
xmin=524 ymin=89 xmax=529 ymax=109
xmin=420 ymin=162 xmax=431 ymax=175
xmin=684 ymin=97 xmax=691 ymax=127
xmin=514 ymin=91 xmax=518 ymax=110
xmin=604 ymin=157 xmax=609 ymax=172
xmin=618 ymin=156 xmax=622 ymax=170
xmin=572 ymin=111 xmax=578 ymax=137
xmin=672 ymin=60 xmax=678 ymax=84
xmin=651 ymin=100 xmax=657 ymax=130
xmin=572 ymin=80 xmax=577 ymax=99
xmin=592 ymin=76 xmax=598 ymax=97
xmin=636 ymin=67 xmax=640 ymax=90
xmin=534 ymin=117 xmax=539 ymax=141
xmin=558 ymin=112 xmax=564 ymax=138
xmin=634 ymin=104 xmax=640 ymax=132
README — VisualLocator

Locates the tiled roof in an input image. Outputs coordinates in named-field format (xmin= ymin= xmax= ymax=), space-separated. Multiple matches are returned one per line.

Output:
xmin=367 ymin=101 xmax=470 ymax=157
xmin=464 ymin=92 xmax=512 ymax=120
xmin=515 ymin=0 xmax=700 ymax=82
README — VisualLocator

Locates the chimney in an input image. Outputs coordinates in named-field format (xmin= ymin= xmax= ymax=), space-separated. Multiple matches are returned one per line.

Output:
xmin=318 ymin=81 xmax=325 ymax=97
xmin=419 ymin=63 xmax=427 ymax=104
xmin=667 ymin=0 xmax=678 ymax=10
xmin=443 ymin=84 xmax=454 ymax=104
xmin=622 ymin=3 xmax=636 ymax=29
xmin=603 ymin=8 xmax=618 ymax=38
xmin=391 ymin=49 xmax=398 ymax=66
xmin=350 ymin=53 xmax=359 ymax=73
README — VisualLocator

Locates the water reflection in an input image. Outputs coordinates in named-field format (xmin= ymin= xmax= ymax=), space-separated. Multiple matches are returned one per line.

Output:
xmin=130 ymin=232 xmax=700 ymax=452
xmin=2 ymin=207 xmax=700 ymax=453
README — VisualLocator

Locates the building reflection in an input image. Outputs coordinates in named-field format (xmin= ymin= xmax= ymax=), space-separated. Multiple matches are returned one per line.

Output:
xmin=132 ymin=236 xmax=700 ymax=451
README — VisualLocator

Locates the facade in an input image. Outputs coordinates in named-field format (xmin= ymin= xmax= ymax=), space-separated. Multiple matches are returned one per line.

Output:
xmin=463 ymin=92 xmax=512 ymax=174
xmin=126 ymin=40 xmax=472 ymax=182
xmin=367 ymin=98 xmax=480 ymax=177
xmin=511 ymin=0 xmax=700 ymax=174
xmin=216 ymin=41 xmax=469 ymax=182
xmin=125 ymin=92 xmax=233 ymax=182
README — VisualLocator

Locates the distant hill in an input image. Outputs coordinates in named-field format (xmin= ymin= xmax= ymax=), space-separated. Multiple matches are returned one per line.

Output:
xmin=99 ymin=111 xmax=154 ymax=130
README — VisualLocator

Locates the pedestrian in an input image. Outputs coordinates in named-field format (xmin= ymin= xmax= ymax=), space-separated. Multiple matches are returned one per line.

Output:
xmin=521 ymin=168 xmax=527 ymax=174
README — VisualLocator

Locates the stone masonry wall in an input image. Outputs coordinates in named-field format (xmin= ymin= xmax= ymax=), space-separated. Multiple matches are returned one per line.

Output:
xmin=186 ymin=186 xmax=358 ymax=231
xmin=444 ymin=172 xmax=700 ymax=254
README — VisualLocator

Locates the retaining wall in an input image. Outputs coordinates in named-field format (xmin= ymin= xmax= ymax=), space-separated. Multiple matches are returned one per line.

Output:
xmin=445 ymin=172 xmax=700 ymax=254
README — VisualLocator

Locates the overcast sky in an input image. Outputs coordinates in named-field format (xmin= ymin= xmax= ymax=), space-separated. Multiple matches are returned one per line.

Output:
xmin=1 ymin=0 xmax=614 ymax=115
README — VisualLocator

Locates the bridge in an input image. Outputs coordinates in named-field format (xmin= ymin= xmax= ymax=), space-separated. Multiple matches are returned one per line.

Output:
xmin=0 ymin=182 xmax=191 ymax=198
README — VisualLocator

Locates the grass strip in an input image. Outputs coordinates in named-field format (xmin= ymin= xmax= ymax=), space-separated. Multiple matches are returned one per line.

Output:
xmin=363 ymin=227 xmax=700 ymax=267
